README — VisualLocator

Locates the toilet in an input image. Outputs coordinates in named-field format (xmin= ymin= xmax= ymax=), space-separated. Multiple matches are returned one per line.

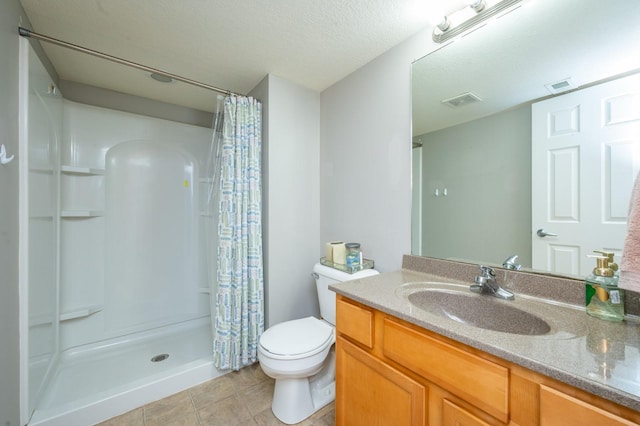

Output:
xmin=258 ymin=263 xmax=379 ymax=424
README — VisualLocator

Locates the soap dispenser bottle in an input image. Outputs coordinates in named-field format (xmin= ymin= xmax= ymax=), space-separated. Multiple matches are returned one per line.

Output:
xmin=585 ymin=256 xmax=624 ymax=322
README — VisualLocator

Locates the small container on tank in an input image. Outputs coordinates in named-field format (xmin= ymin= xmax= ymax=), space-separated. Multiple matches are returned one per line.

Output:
xmin=345 ymin=243 xmax=362 ymax=271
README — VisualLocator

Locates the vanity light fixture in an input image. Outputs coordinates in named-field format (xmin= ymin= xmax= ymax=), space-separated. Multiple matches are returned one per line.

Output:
xmin=433 ymin=0 xmax=523 ymax=43
xmin=470 ymin=0 xmax=487 ymax=13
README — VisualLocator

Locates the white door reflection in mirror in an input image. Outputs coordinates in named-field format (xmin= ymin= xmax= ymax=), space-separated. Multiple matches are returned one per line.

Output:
xmin=532 ymin=73 xmax=640 ymax=277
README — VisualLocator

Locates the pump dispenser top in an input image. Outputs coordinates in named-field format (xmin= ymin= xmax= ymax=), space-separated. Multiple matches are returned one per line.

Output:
xmin=592 ymin=256 xmax=614 ymax=277
xmin=585 ymin=254 xmax=624 ymax=322
xmin=593 ymin=250 xmax=618 ymax=274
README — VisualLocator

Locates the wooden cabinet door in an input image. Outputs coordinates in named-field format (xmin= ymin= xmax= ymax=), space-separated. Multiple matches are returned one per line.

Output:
xmin=442 ymin=399 xmax=496 ymax=426
xmin=336 ymin=335 xmax=426 ymax=426
xmin=540 ymin=385 xmax=638 ymax=426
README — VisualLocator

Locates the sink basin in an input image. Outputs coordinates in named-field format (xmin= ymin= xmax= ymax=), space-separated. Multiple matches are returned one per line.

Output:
xmin=407 ymin=289 xmax=552 ymax=336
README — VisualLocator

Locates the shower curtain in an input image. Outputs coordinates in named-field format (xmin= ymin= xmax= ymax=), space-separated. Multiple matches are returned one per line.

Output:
xmin=210 ymin=95 xmax=264 ymax=371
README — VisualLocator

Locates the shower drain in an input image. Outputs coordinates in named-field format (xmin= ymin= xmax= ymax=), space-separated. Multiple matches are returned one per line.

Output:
xmin=151 ymin=353 xmax=170 ymax=362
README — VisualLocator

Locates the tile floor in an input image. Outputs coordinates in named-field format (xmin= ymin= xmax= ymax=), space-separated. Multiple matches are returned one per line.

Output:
xmin=97 ymin=363 xmax=335 ymax=426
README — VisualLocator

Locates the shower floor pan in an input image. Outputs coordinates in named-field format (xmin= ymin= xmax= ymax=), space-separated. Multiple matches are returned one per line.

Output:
xmin=29 ymin=317 xmax=223 ymax=426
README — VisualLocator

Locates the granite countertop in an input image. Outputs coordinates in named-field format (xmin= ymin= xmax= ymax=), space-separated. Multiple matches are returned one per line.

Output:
xmin=330 ymin=268 xmax=640 ymax=412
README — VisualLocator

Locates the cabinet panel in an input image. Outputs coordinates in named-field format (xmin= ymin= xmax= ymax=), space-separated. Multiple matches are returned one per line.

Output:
xmin=382 ymin=318 xmax=509 ymax=423
xmin=443 ymin=399 xmax=495 ymax=426
xmin=336 ymin=297 xmax=374 ymax=348
xmin=540 ymin=385 xmax=638 ymax=426
xmin=509 ymin=368 xmax=539 ymax=426
xmin=336 ymin=336 xmax=426 ymax=426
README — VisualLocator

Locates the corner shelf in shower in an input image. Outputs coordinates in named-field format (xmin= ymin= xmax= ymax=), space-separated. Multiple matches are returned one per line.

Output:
xmin=29 ymin=214 xmax=54 ymax=220
xmin=61 ymin=210 xmax=104 ymax=218
xmin=29 ymin=167 xmax=54 ymax=174
xmin=60 ymin=305 xmax=103 ymax=322
xmin=29 ymin=313 xmax=54 ymax=327
xmin=61 ymin=165 xmax=105 ymax=175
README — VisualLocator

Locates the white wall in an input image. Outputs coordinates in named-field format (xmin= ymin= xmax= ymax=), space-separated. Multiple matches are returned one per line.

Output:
xmin=320 ymin=29 xmax=436 ymax=272
xmin=1 ymin=2 xmax=35 ymax=424
xmin=251 ymin=74 xmax=321 ymax=327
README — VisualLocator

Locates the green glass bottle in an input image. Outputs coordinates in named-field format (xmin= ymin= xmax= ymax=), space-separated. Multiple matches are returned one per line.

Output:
xmin=585 ymin=256 xmax=624 ymax=322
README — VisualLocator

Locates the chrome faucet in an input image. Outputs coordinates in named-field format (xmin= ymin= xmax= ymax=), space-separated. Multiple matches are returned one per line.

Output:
xmin=502 ymin=254 xmax=521 ymax=270
xmin=471 ymin=265 xmax=515 ymax=300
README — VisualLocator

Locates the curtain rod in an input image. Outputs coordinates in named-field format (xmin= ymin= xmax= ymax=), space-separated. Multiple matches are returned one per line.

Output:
xmin=18 ymin=26 xmax=242 ymax=97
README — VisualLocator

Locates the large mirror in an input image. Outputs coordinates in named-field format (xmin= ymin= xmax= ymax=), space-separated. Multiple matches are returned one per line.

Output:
xmin=411 ymin=0 xmax=640 ymax=278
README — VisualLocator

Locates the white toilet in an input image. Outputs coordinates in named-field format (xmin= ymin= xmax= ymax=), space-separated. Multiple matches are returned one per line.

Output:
xmin=258 ymin=263 xmax=379 ymax=424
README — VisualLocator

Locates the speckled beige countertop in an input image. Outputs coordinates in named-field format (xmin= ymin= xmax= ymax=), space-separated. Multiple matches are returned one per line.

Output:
xmin=329 ymin=255 xmax=640 ymax=412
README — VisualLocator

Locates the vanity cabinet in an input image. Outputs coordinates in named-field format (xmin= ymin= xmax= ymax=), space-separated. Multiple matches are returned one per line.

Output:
xmin=335 ymin=295 xmax=640 ymax=426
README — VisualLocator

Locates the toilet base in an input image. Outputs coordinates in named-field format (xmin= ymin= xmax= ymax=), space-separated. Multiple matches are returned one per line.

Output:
xmin=272 ymin=377 xmax=315 ymax=424
xmin=271 ymin=349 xmax=336 ymax=424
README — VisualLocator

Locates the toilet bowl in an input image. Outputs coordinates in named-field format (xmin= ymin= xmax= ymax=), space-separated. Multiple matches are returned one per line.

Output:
xmin=258 ymin=317 xmax=335 ymax=424
xmin=258 ymin=263 xmax=379 ymax=424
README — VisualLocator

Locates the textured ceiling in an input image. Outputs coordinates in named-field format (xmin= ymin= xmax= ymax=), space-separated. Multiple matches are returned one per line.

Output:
xmin=19 ymin=0 xmax=465 ymax=112
xmin=21 ymin=0 xmax=639 ymax=126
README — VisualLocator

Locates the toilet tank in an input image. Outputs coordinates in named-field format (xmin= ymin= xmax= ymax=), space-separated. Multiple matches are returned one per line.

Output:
xmin=313 ymin=263 xmax=379 ymax=325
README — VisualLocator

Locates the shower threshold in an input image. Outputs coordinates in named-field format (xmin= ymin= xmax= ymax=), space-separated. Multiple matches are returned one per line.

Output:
xmin=28 ymin=317 xmax=224 ymax=426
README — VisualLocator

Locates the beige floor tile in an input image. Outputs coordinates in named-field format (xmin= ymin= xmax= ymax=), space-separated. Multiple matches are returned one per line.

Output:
xmin=310 ymin=408 xmax=334 ymax=426
xmin=97 ymin=407 xmax=144 ymax=426
xmin=252 ymin=407 xmax=314 ymax=426
xmin=309 ymin=402 xmax=334 ymax=423
xmin=236 ymin=417 xmax=259 ymax=426
xmin=146 ymin=411 xmax=200 ymax=426
xmin=144 ymin=391 xmax=196 ymax=425
xmin=238 ymin=379 xmax=275 ymax=417
xmin=95 ymin=364 xmax=335 ymax=426
xmin=227 ymin=362 xmax=270 ymax=391
xmin=189 ymin=374 xmax=236 ymax=409
xmin=198 ymin=394 xmax=253 ymax=426
xmin=251 ymin=408 xmax=283 ymax=426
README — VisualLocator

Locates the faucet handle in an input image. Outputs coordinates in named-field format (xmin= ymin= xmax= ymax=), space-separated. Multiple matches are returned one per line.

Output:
xmin=502 ymin=254 xmax=522 ymax=270
xmin=478 ymin=265 xmax=495 ymax=278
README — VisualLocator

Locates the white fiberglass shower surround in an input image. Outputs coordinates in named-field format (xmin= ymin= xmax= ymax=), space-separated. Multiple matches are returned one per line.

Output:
xmin=19 ymin=40 xmax=224 ymax=425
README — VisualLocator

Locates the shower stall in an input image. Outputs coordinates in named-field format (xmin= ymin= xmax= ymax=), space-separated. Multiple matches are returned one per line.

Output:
xmin=20 ymin=40 xmax=224 ymax=425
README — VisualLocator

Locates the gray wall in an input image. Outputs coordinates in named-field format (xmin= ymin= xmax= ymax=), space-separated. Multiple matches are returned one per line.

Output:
xmin=1 ymin=2 xmax=29 ymax=425
xmin=59 ymin=80 xmax=214 ymax=128
xmin=251 ymin=74 xmax=321 ymax=327
xmin=319 ymin=30 xmax=435 ymax=272
xmin=416 ymin=105 xmax=532 ymax=267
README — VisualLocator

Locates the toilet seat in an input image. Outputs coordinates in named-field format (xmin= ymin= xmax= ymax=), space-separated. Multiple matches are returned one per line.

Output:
xmin=260 ymin=317 xmax=334 ymax=360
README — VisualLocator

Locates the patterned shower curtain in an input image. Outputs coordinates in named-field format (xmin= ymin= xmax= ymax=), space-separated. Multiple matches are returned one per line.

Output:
xmin=213 ymin=95 xmax=264 ymax=370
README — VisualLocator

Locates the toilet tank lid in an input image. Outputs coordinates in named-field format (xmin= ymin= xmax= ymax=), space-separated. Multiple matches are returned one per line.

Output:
xmin=313 ymin=263 xmax=379 ymax=282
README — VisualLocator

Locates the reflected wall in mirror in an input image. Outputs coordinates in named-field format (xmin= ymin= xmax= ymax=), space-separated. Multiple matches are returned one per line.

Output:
xmin=411 ymin=0 xmax=640 ymax=278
